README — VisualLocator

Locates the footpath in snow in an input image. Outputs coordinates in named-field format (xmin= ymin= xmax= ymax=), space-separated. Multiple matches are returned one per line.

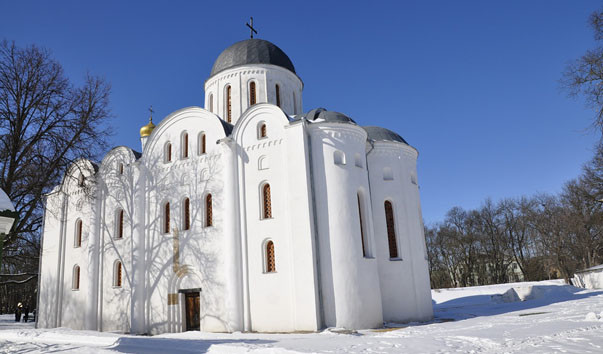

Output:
xmin=1 ymin=280 xmax=603 ymax=353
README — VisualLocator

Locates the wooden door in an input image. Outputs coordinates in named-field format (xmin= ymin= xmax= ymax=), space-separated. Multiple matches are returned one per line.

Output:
xmin=185 ymin=292 xmax=200 ymax=331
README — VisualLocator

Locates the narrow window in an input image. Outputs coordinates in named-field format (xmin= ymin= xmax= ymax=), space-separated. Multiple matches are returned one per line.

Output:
xmin=249 ymin=81 xmax=256 ymax=106
xmin=114 ymin=261 xmax=122 ymax=287
xmin=182 ymin=132 xmax=189 ymax=159
xmin=205 ymin=194 xmax=213 ymax=227
xmin=266 ymin=241 xmax=276 ymax=272
xmin=75 ymin=219 xmax=82 ymax=247
xmin=262 ymin=183 xmax=272 ymax=219
xmin=209 ymin=93 xmax=214 ymax=113
xmin=384 ymin=201 xmax=398 ymax=259
xmin=292 ymin=92 xmax=297 ymax=114
xmin=259 ymin=123 xmax=267 ymax=139
xmin=117 ymin=209 xmax=124 ymax=239
xmin=357 ymin=193 xmax=367 ymax=257
xmin=78 ymin=173 xmax=84 ymax=187
xmin=226 ymin=85 xmax=232 ymax=123
xmin=164 ymin=202 xmax=170 ymax=234
xmin=183 ymin=198 xmax=190 ymax=230
xmin=275 ymin=84 xmax=281 ymax=107
xmin=119 ymin=163 xmax=124 ymax=175
xmin=198 ymin=132 xmax=206 ymax=155
xmin=73 ymin=265 xmax=80 ymax=290
xmin=165 ymin=142 xmax=172 ymax=163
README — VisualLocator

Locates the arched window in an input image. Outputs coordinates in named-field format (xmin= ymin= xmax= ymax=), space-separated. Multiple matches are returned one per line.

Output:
xmin=78 ymin=173 xmax=84 ymax=187
xmin=198 ymin=132 xmax=206 ymax=155
xmin=116 ymin=209 xmax=124 ymax=239
xmin=72 ymin=265 xmax=80 ymax=290
xmin=357 ymin=192 xmax=367 ymax=258
xmin=181 ymin=132 xmax=189 ymax=159
xmin=384 ymin=201 xmax=398 ymax=259
xmin=209 ymin=93 xmax=214 ymax=113
xmin=275 ymin=84 xmax=281 ymax=107
xmin=249 ymin=81 xmax=257 ymax=106
xmin=266 ymin=240 xmax=276 ymax=273
xmin=226 ymin=85 xmax=232 ymax=123
xmin=183 ymin=198 xmax=190 ymax=230
xmin=165 ymin=142 xmax=172 ymax=163
xmin=205 ymin=194 xmax=213 ymax=227
xmin=119 ymin=163 xmax=124 ymax=175
xmin=262 ymin=183 xmax=272 ymax=219
xmin=164 ymin=202 xmax=170 ymax=234
xmin=75 ymin=219 xmax=82 ymax=247
xmin=258 ymin=122 xmax=267 ymax=139
xmin=114 ymin=261 xmax=122 ymax=287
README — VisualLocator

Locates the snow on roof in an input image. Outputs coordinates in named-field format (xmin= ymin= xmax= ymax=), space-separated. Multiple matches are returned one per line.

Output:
xmin=0 ymin=188 xmax=14 ymax=212
xmin=575 ymin=264 xmax=603 ymax=273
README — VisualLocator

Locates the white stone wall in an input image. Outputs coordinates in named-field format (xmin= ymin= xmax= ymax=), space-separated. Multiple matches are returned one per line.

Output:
xmin=141 ymin=107 xmax=232 ymax=334
xmin=204 ymin=65 xmax=302 ymax=124
xmin=38 ymin=62 xmax=434 ymax=334
xmin=367 ymin=141 xmax=434 ymax=323
xmin=308 ymin=123 xmax=384 ymax=329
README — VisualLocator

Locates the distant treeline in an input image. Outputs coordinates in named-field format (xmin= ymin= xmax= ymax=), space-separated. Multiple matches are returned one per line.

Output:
xmin=425 ymin=145 xmax=602 ymax=289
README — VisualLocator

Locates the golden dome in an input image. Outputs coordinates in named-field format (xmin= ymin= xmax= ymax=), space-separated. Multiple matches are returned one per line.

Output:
xmin=140 ymin=118 xmax=155 ymax=138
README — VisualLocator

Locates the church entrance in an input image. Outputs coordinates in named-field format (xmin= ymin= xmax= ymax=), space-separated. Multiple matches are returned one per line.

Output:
xmin=179 ymin=288 xmax=201 ymax=331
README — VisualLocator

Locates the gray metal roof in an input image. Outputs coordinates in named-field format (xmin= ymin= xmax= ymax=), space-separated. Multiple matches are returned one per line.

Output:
xmin=302 ymin=108 xmax=357 ymax=124
xmin=210 ymin=39 xmax=296 ymax=77
xmin=363 ymin=126 xmax=408 ymax=145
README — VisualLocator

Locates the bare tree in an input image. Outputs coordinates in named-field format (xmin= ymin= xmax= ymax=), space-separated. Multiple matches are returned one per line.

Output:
xmin=561 ymin=8 xmax=603 ymax=135
xmin=0 ymin=39 xmax=112 ymax=310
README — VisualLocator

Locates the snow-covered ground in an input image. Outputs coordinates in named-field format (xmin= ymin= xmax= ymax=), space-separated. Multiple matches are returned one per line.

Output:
xmin=1 ymin=280 xmax=603 ymax=353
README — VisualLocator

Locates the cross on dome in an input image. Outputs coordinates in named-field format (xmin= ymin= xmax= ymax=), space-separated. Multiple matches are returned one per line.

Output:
xmin=246 ymin=17 xmax=258 ymax=39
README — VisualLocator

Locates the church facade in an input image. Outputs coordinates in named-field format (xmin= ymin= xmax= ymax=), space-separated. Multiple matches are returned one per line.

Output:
xmin=36 ymin=38 xmax=433 ymax=334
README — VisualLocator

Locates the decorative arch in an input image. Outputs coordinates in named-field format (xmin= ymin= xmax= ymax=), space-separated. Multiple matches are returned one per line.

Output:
xmin=258 ymin=155 xmax=269 ymax=170
xmin=333 ymin=150 xmax=346 ymax=165
xmin=383 ymin=167 xmax=394 ymax=181
xmin=113 ymin=260 xmax=123 ymax=287
xmin=354 ymin=153 xmax=363 ymax=168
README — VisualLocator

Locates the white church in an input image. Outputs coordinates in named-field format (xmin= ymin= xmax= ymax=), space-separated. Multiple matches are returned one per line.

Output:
xmin=37 ymin=37 xmax=434 ymax=334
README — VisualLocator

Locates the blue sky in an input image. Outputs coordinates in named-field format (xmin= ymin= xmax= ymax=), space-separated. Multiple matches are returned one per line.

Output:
xmin=0 ymin=1 xmax=599 ymax=224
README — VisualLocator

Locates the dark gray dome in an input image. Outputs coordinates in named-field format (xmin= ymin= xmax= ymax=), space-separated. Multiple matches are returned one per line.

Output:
xmin=303 ymin=108 xmax=356 ymax=124
xmin=210 ymin=39 xmax=296 ymax=77
xmin=363 ymin=126 xmax=408 ymax=144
